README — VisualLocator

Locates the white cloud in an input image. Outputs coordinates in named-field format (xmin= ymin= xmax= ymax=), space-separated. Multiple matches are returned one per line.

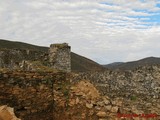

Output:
xmin=0 ymin=0 xmax=160 ymax=64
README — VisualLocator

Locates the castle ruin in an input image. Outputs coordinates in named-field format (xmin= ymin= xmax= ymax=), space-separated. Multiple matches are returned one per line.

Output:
xmin=0 ymin=43 xmax=71 ymax=72
xmin=49 ymin=43 xmax=71 ymax=72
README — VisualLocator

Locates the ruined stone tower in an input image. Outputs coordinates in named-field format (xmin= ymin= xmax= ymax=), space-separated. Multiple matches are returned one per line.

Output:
xmin=49 ymin=43 xmax=71 ymax=72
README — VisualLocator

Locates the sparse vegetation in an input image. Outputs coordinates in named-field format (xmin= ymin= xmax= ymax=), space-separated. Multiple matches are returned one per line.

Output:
xmin=130 ymin=95 xmax=137 ymax=101
xmin=50 ymin=43 xmax=70 ymax=49
xmin=30 ymin=61 xmax=57 ymax=72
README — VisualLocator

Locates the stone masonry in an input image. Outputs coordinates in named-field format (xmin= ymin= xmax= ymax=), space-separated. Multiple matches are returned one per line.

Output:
xmin=0 ymin=70 xmax=66 ymax=120
xmin=0 ymin=43 xmax=71 ymax=72
xmin=0 ymin=49 xmax=47 ymax=70
xmin=49 ymin=43 xmax=71 ymax=72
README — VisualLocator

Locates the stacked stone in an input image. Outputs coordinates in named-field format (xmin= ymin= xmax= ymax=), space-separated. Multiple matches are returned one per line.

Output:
xmin=0 ymin=70 xmax=66 ymax=119
xmin=49 ymin=43 xmax=71 ymax=72
xmin=0 ymin=49 xmax=47 ymax=70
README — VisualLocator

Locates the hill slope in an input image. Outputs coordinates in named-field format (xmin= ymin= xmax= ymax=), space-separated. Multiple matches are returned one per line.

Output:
xmin=0 ymin=39 xmax=104 ymax=72
xmin=71 ymin=52 xmax=104 ymax=72
xmin=104 ymin=57 xmax=160 ymax=70
xmin=103 ymin=62 xmax=124 ymax=69
xmin=0 ymin=39 xmax=48 ymax=52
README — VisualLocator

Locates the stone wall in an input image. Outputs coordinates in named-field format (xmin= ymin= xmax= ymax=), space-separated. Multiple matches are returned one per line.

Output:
xmin=0 ymin=49 xmax=48 ymax=70
xmin=49 ymin=43 xmax=71 ymax=72
xmin=0 ymin=70 xmax=66 ymax=120
xmin=70 ymin=65 xmax=160 ymax=100
xmin=0 ymin=43 xmax=71 ymax=72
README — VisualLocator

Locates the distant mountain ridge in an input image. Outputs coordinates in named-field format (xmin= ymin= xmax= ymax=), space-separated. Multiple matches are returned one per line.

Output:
xmin=104 ymin=62 xmax=124 ymax=68
xmin=0 ymin=39 xmax=104 ymax=72
xmin=104 ymin=57 xmax=160 ymax=70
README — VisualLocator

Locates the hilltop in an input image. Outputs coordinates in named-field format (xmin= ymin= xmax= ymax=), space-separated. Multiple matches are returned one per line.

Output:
xmin=0 ymin=39 xmax=48 ymax=52
xmin=104 ymin=57 xmax=160 ymax=70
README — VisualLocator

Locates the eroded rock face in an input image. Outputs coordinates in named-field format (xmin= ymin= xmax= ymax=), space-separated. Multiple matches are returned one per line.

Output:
xmin=0 ymin=105 xmax=21 ymax=120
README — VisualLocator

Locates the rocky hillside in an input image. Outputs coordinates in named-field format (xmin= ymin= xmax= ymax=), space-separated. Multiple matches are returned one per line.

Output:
xmin=104 ymin=57 xmax=160 ymax=70
xmin=0 ymin=65 xmax=159 ymax=120
xmin=0 ymin=39 xmax=104 ymax=72
xmin=54 ymin=65 xmax=160 ymax=119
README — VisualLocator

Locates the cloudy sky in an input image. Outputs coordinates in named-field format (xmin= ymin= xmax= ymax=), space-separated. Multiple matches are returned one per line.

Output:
xmin=0 ymin=0 xmax=160 ymax=64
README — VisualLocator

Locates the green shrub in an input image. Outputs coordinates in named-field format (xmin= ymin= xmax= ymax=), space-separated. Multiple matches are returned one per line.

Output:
xmin=130 ymin=96 xmax=137 ymax=101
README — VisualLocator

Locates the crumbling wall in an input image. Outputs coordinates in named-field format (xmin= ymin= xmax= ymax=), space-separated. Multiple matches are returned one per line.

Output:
xmin=70 ymin=65 xmax=160 ymax=100
xmin=49 ymin=43 xmax=71 ymax=72
xmin=0 ymin=43 xmax=71 ymax=72
xmin=0 ymin=70 xmax=66 ymax=120
xmin=0 ymin=49 xmax=48 ymax=70
xmin=0 ymin=49 xmax=23 ymax=68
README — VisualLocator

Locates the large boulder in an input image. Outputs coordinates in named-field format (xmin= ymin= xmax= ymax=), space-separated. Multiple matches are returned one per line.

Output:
xmin=0 ymin=105 xmax=21 ymax=120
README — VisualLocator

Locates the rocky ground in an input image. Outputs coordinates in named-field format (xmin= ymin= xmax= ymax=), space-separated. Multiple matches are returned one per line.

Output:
xmin=0 ymin=66 xmax=160 ymax=120
xmin=53 ymin=76 xmax=160 ymax=120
